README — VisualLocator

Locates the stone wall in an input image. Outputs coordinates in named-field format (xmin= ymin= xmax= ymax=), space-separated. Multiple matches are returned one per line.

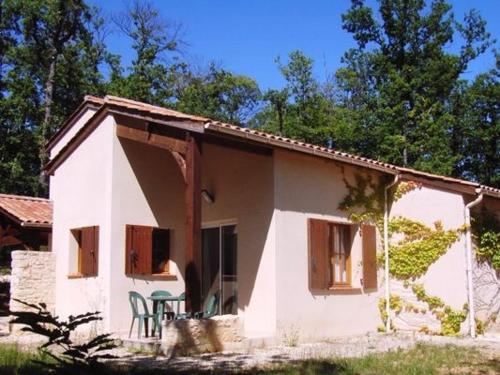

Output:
xmin=160 ymin=315 xmax=243 ymax=355
xmin=9 ymin=251 xmax=56 ymax=330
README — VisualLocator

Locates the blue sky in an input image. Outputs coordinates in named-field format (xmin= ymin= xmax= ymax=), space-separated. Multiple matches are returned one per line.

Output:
xmin=90 ymin=0 xmax=499 ymax=90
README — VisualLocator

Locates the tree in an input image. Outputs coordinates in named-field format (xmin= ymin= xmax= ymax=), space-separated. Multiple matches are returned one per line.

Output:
xmin=176 ymin=63 xmax=261 ymax=125
xmin=0 ymin=0 xmax=110 ymax=195
xmin=109 ymin=0 xmax=184 ymax=105
xmin=263 ymin=88 xmax=288 ymax=135
xmin=452 ymin=54 xmax=499 ymax=187
xmin=338 ymin=0 xmax=493 ymax=175
xmin=255 ymin=51 xmax=339 ymax=145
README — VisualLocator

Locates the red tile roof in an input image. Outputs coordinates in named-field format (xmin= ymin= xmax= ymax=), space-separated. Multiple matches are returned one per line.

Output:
xmin=205 ymin=121 xmax=500 ymax=197
xmin=104 ymin=95 xmax=209 ymax=122
xmin=46 ymin=95 xmax=500 ymax=198
xmin=0 ymin=194 xmax=52 ymax=228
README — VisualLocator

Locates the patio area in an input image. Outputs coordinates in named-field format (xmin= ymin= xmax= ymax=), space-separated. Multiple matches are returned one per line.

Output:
xmin=122 ymin=314 xmax=244 ymax=356
xmin=125 ymin=289 xmax=243 ymax=355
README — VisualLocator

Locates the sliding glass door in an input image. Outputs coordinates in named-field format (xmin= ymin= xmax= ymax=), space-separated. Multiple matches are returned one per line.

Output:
xmin=201 ymin=224 xmax=237 ymax=315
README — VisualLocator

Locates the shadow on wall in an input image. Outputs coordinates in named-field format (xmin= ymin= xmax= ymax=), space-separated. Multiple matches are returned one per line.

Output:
xmin=120 ymin=137 xmax=186 ymax=276
xmin=121 ymin=136 xmax=275 ymax=321
xmin=275 ymin=152 xmax=385 ymax=216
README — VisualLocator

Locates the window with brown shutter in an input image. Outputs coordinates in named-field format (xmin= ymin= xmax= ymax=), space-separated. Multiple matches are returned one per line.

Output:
xmin=125 ymin=225 xmax=170 ymax=276
xmin=71 ymin=226 xmax=99 ymax=277
xmin=308 ymin=219 xmax=353 ymax=290
xmin=361 ymin=224 xmax=378 ymax=290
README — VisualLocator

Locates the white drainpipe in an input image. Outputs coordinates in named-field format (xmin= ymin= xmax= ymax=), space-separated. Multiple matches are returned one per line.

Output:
xmin=384 ymin=174 xmax=399 ymax=332
xmin=464 ymin=189 xmax=483 ymax=338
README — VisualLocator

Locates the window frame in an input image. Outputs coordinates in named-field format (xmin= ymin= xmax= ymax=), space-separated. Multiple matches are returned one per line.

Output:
xmin=125 ymin=224 xmax=173 ymax=278
xmin=69 ymin=226 xmax=99 ymax=278
xmin=328 ymin=223 xmax=352 ymax=288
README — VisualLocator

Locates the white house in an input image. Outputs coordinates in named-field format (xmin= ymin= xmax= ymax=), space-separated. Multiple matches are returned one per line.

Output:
xmin=45 ymin=95 xmax=500 ymax=344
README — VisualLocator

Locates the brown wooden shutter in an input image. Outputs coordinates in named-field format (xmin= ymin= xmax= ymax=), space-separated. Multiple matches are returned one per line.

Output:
xmin=362 ymin=224 xmax=378 ymax=290
xmin=308 ymin=219 xmax=329 ymax=290
xmin=125 ymin=225 xmax=153 ymax=276
xmin=344 ymin=225 xmax=352 ymax=286
xmin=92 ymin=226 xmax=99 ymax=276
xmin=125 ymin=225 xmax=133 ymax=275
xmin=80 ymin=227 xmax=97 ymax=277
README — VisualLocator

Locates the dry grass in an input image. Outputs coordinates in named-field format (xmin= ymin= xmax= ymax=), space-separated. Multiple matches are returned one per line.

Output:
xmin=0 ymin=342 xmax=498 ymax=374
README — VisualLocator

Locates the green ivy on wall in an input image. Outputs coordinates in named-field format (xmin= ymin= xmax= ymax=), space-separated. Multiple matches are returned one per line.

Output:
xmin=411 ymin=284 xmax=468 ymax=336
xmin=388 ymin=219 xmax=461 ymax=280
xmin=338 ymin=171 xmax=387 ymax=228
xmin=472 ymin=207 xmax=500 ymax=270
xmin=338 ymin=174 xmax=467 ymax=335
xmin=377 ymin=294 xmax=402 ymax=332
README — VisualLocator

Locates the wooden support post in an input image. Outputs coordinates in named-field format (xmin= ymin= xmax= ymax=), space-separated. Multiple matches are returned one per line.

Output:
xmin=185 ymin=133 xmax=202 ymax=313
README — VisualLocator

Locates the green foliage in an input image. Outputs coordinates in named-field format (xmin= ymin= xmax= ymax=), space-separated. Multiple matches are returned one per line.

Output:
xmin=251 ymin=50 xmax=349 ymax=147
xmin=411 ymin=284 xmax=467 ymax=336
xmin=450 ymin=55 xmax=499 ymax=188
xmin=389 ymin=219 xmax=460 ymax=280
xmin=393 ymin=181 xmax=422 ymax=202
xmin=411 ymin=284 xmax=445 ymax=311
xmin=1 ymin=0 xmax=498 ymax=199
xmin=378 ymin=294 xmax=403 ymax=326
xmin=108 ymin=0 xmax=184 ymax=105
xmin=477 ymin=231 xmax=500 ymax=269
xmin=0 ymin=342 xmax=497 ymax=374
xmin=475 ymin=318 xmax=485 ymax=335
xmin=338 ymin=171 xmax=388 ymax=227
xmin=0 ymin=343 xmax=50 ymax=374
xmin=338 ymin=0 xmax=493 ymax=177
xmin=339 ymin=175 xmax=465 ymax=335
xmin=472 ymin=207 xmax=500 ymax=269
xmin=10 ymin=299 xmax=116 ymax=373
xmin=440 ymin=307 xmax=468 ymax=337
xmin=176 ymin=64 xmax=261 ymax=125
xmin=0 ymin=0 xmax=109 ymax=195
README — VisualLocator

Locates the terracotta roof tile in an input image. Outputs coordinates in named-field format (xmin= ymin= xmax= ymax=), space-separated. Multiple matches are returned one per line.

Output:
xmin=47 ymin=95 xmax=500 ymax=198
xmin=205 ymin=121 xmax=499 ymax=196
xmin=104 ymin=96 xmax=210 ymax=122
xmin=0 ymin=194 xmax=52 ymax=228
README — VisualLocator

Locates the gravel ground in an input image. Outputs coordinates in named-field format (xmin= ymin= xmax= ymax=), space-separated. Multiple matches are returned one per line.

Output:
xmin=108 ymin=333 xmax=500 ymax=373
xmin=2 ymin=331 xmax=499 ymax=372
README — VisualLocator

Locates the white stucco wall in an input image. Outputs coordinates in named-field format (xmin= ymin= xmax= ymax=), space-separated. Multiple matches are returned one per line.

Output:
xmin=49 ymin=109 xmax=481 ymax=340
xmin=51 ymin=114 xmax=276 ymax=337
xmin=271 ymin=150 xmax=473 ymax=340
xmin=50 ymin=114 xmax=114 ymax=333
xmin=106 ymin=138 xmax=276 ymax=336
xmin=49 ymin=108 xmax=98 ymax=159
xmin=391 ymin=185 xmax=468 ymax=311
xmin=273 ymin=150 xmax=383 ymax=340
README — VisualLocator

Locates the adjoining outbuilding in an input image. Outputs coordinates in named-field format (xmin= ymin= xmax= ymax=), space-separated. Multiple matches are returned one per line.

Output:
xmin=44 ymin=95 xmax=500 ymax=347
xmin=0 ymin=193 xmax=52 ymax=321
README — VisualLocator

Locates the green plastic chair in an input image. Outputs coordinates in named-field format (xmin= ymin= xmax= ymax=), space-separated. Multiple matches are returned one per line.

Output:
xmin=128 ymin=291 xmax=161 ymax=339
xmin=194 ymin=292 xmax=219 ymax=319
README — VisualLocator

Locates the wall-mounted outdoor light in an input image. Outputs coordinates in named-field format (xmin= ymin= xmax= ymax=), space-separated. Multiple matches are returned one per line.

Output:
xmin=201 ymin=189 xmax=215 ymax=204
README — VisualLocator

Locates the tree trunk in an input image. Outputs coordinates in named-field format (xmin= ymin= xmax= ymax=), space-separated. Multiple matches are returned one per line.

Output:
xmin=277 ymin=103 xmax=284 ymax=136
xmin=40 ymin=56 xmax=56 ymax=168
